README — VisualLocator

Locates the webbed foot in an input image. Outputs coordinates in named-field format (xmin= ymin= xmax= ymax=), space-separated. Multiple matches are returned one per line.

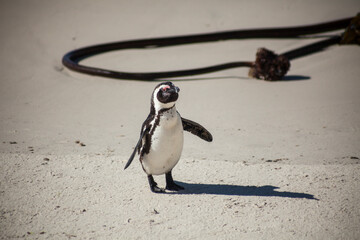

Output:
xmin=165 ymin=171 xmax=184 ymax=191
xmin=148 ymin=175 xmax=165 ymax=193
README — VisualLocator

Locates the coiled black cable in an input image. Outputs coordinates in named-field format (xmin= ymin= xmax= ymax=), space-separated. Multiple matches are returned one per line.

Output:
xmin=62 ymin=17 xmax=354 ymax=81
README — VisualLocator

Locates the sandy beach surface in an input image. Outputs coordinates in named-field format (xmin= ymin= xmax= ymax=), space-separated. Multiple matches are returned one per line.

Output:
xmin=1 ymin=1 xmax=360 ymax=239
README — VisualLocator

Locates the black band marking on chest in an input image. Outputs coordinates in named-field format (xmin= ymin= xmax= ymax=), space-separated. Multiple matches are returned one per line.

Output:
xmin=140 ymin=106 xmax=175 ymax=157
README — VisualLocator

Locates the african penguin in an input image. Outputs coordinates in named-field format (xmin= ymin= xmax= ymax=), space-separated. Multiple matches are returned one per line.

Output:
xmin=124 ymin=81 xmax=213 ymax=193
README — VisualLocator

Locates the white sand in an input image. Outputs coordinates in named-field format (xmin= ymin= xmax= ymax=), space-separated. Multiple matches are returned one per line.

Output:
xmin=1 ymin=0 xmax=359 ymax=239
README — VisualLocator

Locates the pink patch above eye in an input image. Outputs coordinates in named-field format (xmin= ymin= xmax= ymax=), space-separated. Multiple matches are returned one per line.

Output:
xmin=162 ymin=85 xmax=170 ymax=91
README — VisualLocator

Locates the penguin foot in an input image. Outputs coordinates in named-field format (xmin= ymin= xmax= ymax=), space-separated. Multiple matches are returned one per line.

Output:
xmin=165 ymin=171 xmax=185 ymax=191
xmin=148 ymin=175 xmax=166 ymax=193
xmin=151 ymin=185 xmax=166 ymax=193
xmin=166 ymin=182 xmax=184 ymax=191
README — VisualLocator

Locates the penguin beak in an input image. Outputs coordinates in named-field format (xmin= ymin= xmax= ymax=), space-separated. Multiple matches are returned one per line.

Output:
xmin=168 ymin=86 xmax=180 ymax=94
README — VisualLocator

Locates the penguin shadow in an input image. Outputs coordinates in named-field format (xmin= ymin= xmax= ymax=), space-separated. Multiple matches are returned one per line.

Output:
xmin=171 ymin=182 xmax=318 ymax=200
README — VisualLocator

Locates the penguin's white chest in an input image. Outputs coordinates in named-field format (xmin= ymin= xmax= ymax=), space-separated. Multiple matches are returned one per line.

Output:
xmin=142 ymin=109 xmax=184 ymax=175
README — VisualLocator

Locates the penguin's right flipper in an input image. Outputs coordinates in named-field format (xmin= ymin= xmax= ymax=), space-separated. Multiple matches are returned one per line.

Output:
xmin=181 ymin=117 xmax=213 ymax=142
xmin=124 ymin=122 xmax=151 ymax=170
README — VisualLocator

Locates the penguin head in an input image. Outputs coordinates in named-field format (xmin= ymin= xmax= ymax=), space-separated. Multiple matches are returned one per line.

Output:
xmin=151 ymin=81 xmax=180 ymax=111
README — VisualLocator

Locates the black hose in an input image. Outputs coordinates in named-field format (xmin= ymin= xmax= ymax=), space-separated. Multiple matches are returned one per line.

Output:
xmin=62 ymin=17 xmax=352 ymax=81
xmin=283 ymin=36 xmax=342 ymax=60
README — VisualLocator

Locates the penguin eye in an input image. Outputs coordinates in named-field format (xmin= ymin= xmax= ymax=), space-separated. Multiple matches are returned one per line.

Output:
xmin=162 ymin=85 xmax=170 ymax=91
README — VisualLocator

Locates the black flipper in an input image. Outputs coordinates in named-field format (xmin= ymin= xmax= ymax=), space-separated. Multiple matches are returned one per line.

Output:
xmin=181 ymin=117 xmax=213 ymax=142
xmin=125 ymin=113 xmax=155 ymax=170
xmin=124 ymin=130 xmax=144 ymax=170
xmin=124 ymin=119 xmax=153 ymax=170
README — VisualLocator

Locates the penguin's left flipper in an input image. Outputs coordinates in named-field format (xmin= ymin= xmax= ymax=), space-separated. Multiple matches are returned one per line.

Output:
xmin=181 ymin=117 xmax=213 ymax=142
